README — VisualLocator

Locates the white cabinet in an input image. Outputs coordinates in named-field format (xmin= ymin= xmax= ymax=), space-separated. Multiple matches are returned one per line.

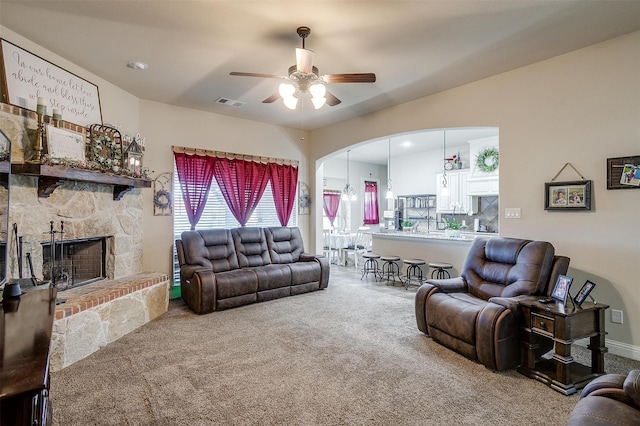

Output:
xmin=467 ymin=178 xmax=499 ymax=196
xmin=436 ymin=170 xmax=477 ymax=213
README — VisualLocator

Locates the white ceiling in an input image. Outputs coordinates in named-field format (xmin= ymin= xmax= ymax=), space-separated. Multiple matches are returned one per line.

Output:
xmin=1 ymin=1 xmax=639 ymax=163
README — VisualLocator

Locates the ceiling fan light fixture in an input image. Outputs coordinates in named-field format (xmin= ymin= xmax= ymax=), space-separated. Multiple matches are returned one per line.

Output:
xmin=283 ymin=95 xmax=298 ymax=110
xmin=296 ymin=48 xmax=314 ymax=74
xmin=279 ymin=83 xmax=296 ymax=99
xmin=311 ymin=96 xmax=326 ymax=110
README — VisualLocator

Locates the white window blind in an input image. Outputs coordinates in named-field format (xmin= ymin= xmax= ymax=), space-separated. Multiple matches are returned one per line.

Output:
xmin=172 ymin=164 xmax=298 ymax=284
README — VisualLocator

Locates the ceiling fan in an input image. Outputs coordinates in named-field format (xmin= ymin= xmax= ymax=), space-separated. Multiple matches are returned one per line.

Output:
xmin=229 ymin=26 xmax=376 ymax=110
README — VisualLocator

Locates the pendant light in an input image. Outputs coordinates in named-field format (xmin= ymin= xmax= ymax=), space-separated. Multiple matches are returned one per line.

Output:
xmin=441 ymin=130 xmax=450 ymax=196
xmin=342 ymin=150 xmax=357 ymax=201
xmin=385 ymin=138 xmax=394 ymax=199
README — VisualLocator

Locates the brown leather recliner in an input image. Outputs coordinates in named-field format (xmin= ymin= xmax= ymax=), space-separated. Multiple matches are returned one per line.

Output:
xmin=415 ymin=237 xmax=569 ymax=371
xmin=566 ymin=370 xmax=640 ymax=425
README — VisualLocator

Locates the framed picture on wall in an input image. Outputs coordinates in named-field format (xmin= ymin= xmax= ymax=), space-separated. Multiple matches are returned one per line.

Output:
xmin=544 ymin=180 xmax=592 ymax=211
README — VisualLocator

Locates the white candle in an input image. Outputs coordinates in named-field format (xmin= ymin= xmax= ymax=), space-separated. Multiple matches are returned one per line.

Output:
xmin=52 ymin=108 xmax=62 ymax=119
xmin=37 ymin=97 xmax=47 ymax=106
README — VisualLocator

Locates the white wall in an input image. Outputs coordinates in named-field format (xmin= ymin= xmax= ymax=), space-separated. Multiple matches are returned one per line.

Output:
xmin=310 ymin=31 xmax=640 ymax=357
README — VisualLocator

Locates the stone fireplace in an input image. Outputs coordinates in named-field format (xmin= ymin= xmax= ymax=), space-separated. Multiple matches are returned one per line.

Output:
xmin=1 ymin=106 xmax=169 ymax=372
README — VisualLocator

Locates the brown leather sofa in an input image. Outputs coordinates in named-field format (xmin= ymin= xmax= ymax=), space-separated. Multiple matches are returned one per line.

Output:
xmin=567 ymin=370 xmax=640 ymax=425
xmin=415 ymin=237 xmax=569 ymax=371
xmin=176 ymin=226 xmax=329 ymax=314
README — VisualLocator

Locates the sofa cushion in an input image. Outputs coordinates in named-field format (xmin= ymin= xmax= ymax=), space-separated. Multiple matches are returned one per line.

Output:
xmin=288 ymin=261 xmax=321 ymax=286
xmin=180 ymin=229 xmax=239 ymax=272
xmin=253 ymin=264 xmax=292 ymax=291
xmin=265 ymin=227 xmax=305 ymax=264
xmin=215 ymin=269 xmax=259 ymax=299
xmin=232 ymin=227 xmax=271 ymax=268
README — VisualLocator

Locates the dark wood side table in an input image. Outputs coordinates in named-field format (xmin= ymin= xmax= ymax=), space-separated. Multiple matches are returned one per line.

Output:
xmin=1 ymin=285 xmax=57 ymax=425
xmin=518 ymin=299 xmax=608 ymax=395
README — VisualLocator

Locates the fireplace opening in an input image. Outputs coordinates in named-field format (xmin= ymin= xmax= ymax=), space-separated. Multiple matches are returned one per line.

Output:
xmin=42 ymin=237 xmax=107 ymax=291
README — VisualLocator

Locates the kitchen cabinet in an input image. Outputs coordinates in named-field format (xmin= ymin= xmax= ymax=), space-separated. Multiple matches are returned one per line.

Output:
xmin=467 ymin=178 xmax=499 ymax=196
xmin=436 ymin=170 xmax=477 ymax=213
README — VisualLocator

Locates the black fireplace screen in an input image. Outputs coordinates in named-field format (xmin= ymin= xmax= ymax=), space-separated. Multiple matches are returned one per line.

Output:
xmin=42 ymin=237 xmax=106 ymax=291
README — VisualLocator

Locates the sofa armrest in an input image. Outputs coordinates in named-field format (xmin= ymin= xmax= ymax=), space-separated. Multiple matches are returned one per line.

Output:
xmin=424 ymin=276 xmax=467 ymax=293
xmin=300 ymin=253 xmax=330 ymax=289
xmin=415 ymin=282 xmax=440 ymax=334
xmin=489 ymin=295 xmax=540 ymax=314
xmin=180 ymin=266 xmax=217 ymax=314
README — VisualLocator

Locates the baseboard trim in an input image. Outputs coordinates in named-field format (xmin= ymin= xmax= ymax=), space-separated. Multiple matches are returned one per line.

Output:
xmin=575 ymin=338 xmax=640 ymax=362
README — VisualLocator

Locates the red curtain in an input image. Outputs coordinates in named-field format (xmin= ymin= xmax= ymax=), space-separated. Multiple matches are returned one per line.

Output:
xmin=323 ymin=192 xmax=341 ymax=227
xmin=363 ymin=181 xmax=379 ymax=225
xmin=268 ymin=163 xmax=299 ymax=226
xmin=213 ymin=157 xmax=270 ymax=226
xmin=174 ymin=152 xmax=216 ymax=230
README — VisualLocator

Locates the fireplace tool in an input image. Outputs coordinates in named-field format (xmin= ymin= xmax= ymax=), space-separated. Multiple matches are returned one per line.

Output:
xmin=2 ymin=224 xmax=24 ymax=298
xmin=47 ymin=221 xmax=67 ymax=304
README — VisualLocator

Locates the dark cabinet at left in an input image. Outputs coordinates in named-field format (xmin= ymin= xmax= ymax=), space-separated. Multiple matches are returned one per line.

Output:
xmin=1 ymin=286 xmax=57 ymax=425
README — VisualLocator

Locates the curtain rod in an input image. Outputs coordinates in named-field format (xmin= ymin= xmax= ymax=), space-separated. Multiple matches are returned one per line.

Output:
xmin=172 ymin=145 xmax=299 ymax=166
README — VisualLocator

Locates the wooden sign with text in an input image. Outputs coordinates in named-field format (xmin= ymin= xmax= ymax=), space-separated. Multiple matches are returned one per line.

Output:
xmin=0 ymin=39 xmax=102 ymax=127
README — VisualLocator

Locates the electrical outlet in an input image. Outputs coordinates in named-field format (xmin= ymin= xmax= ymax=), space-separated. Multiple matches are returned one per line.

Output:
xmin=505 ymin=208 xmax=521 ymax=219
xmin=611 ymin=309 xmax=624 ymax=324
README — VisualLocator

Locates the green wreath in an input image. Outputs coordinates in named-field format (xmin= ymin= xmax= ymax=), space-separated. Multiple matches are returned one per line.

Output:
xmin=476 ymin=147 xmax=499 ymax=173
xmin=154 ymin=189 xmax=172 ymax=211
xmin=91 ymin=134 xmax=122 ymax=169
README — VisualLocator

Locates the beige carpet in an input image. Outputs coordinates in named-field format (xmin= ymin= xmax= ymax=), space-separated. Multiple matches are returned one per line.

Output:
xmin=50 ymin=267 xmax=639 ymax=425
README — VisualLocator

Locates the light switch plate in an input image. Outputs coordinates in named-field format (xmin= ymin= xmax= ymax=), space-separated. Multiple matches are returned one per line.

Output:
xmin=505 ymin=208 xmax=521 ymax=219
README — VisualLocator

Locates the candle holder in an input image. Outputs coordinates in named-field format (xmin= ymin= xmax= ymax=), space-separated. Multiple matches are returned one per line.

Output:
xmin=32 ymin=111 xmax=45 ymax=163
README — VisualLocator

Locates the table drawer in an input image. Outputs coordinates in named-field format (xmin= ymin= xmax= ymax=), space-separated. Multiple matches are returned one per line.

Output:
xmin=532 ymin=312 xmax=554 ymax=335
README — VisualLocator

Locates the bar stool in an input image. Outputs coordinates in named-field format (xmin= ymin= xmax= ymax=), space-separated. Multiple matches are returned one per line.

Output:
xmin=428 ymin=262 xmax=453 ymax=279
xmin=361 ymin=252 xmax=382 ymax=281
xmin=380 ymin=255 xmax=402 ymax=285
xmin=403 ymin=258 xmax=426 ymax=289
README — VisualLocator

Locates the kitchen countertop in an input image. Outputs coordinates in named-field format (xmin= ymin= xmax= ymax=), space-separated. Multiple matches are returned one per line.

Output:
xmin=373 ymin=230 xmax=499 ymax=242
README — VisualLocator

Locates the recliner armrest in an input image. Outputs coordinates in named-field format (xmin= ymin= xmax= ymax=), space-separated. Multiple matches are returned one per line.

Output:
xmin=423 ymin=276 xmax=466 ymax=293
xmin=489 ymin=295 xmax=540 ymax=314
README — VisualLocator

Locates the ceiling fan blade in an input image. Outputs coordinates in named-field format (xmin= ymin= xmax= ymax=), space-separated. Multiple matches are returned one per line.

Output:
xmin=262 ymin=92 xmax=281 ymax=103
xmin=322 ymin=73 xmax=376 ymax=83
xmin=325 ymin=91 xmax=342 ymax=107
xmin=296 ymin=48 xmax=314 ymax=74
xmin=230 ymin=72 xmax=287 ymax=79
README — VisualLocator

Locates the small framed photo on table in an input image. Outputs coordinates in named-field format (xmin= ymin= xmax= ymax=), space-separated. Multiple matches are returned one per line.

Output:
xmin=551 ymin=274 xmax=573 ymax=305
xmin=574 ymin=280 xmax=596 ymax=307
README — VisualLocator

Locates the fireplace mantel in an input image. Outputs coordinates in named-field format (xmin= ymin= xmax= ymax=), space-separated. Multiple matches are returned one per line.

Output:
xmin=11 ymin=163 xmax=151 ymax=200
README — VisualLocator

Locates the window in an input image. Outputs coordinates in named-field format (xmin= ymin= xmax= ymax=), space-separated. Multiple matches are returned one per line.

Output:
xmin=363 ymin=180 xmax=379 ymax=225
xmin=172 ymin=165 xmax=297 ymax=284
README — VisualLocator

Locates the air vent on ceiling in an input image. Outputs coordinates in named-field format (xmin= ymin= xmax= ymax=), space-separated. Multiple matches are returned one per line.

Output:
xmin=216 ymin=97 xmax=245 ymax=108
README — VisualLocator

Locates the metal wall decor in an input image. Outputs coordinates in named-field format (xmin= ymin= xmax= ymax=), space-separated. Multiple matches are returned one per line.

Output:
xmin=298 ymin=181 xmax=310 ymax=215
xmin=88 ymin=124 xmax=122 ymax=172
xmin=153 ymin=172 xmax=173 ymax=216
